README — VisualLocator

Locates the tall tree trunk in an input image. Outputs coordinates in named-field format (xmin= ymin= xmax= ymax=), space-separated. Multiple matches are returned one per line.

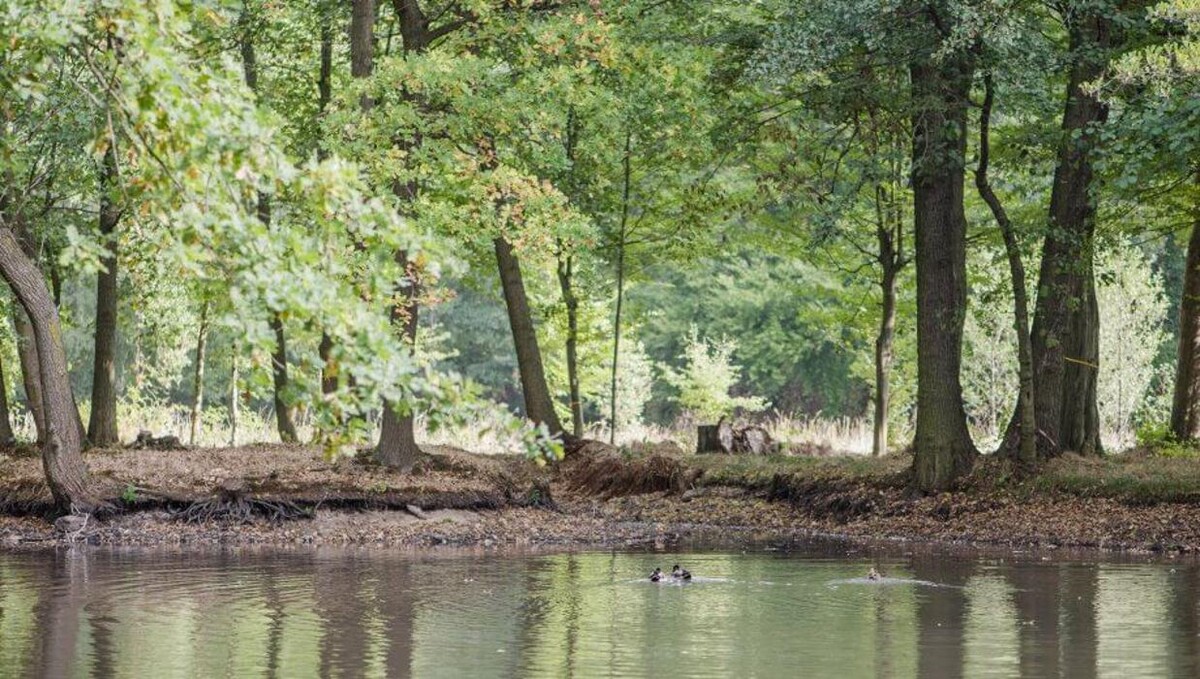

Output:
xmin=190 ymin=301 xmax=209 ymax=447
xmin=0 ymin=226 xmax=98 ymax=512
xmin=373 ymin=0 xmax=445 ymax=468
xmin=1173 ymin=174 xmax=1200 ymax=440
xmin=230 ymin=342 xmax=240 ymax=447
xmin=609 ymin=129 xmax=632 ymax=444
xmin=0 ymin=353 xmax=14 ymax=446
xmin=873 ymin=249 xmax=897 ymax=457
xmin=13 ymin=308 xmax=45 ymax=442
xmin=871 ymin=179 xmax=904 ymax=457
xmin=975 ymin=73 xmax=1038 ymax=467
xmin=88 ymin=144 xmax=120 ymax=446
xmin=316 ymin=3 xmax=338 ymax=396
xmin=495 ymin=237 xmax=566 ymax=436
xmin=909 ymin=27 xmax=978 ymax=492
xmin=557 ymin=111 xmax=584 ymax=439
xmin=1002 ymin=6 xmax=1111 ymax=459
xmin=557 ymin=247 xmax=583 ymax=438
xmin=241 ymin=8 xmax=298 ymax=444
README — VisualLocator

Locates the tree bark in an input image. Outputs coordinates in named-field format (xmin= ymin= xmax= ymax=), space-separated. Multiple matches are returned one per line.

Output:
xmin=1001 ymin=6 xmax=1110 ymax=459
xmin=1173 ymin=174 xmax=1200 ymax=439
xmin=495 ymin=237 xmax=566 ymax=436
xmin=909 ymin=24 xmax=978 ymax=492
xmin=0 ymin=353 xmax=14 ymax=446
xmin=88 ymin=144 xmax=120 ymax=446
xmin=351 ymin=0 xmax=376 ymax=109
xmin=975 ymin=73 xmax=1038 ymax=468
xmin=0 ymin=225 xmax=98 ymax=512
xmin=377 ymin=251 xmax=421 ymax=470
xmin=190 ymin=301 xmax=209 ymax=447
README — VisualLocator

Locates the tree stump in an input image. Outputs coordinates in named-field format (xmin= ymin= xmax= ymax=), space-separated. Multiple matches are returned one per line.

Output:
xmin=741 ymin=426 xmax=772 ymax=455
xmin=697 ymin=419 xmax=773 ymax=455
xmin=696 ymin=425 xmax=723 ymax=454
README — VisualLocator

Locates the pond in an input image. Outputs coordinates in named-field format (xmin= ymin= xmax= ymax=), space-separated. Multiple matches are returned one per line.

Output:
xmin=0 ymin=542 xmax=1197 ymax=677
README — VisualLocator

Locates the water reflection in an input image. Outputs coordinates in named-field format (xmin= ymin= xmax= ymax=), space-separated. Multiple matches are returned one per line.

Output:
xmin=0 ymin=546 xmax=1198 ymax=677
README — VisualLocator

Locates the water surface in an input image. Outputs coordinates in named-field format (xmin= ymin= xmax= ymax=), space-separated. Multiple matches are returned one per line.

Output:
xmin=1 ymin=543 xmax=1198 ymax=677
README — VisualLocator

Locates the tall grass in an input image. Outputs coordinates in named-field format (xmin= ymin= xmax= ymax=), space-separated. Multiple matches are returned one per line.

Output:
xmin=2 ymin=400 xmax=1146 ymax=457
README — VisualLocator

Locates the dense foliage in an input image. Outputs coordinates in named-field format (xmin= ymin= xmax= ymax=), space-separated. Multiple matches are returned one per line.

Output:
xmin=2 ymin=0 xmax=1199 ymax=507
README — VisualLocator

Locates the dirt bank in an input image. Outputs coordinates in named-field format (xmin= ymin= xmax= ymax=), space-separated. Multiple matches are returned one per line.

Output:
xmin=4 ymin=444 xmax=1200 ymax=555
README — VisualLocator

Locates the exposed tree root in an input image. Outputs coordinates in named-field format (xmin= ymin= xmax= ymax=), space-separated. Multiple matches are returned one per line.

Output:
xmin=173 ymin=496 xmax=311 ymax=525
xmin=171 ymin=479 xmax=310 ymax=525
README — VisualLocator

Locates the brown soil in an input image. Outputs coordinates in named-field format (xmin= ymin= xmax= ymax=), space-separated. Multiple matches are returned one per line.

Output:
xmin=4 ymin=444 xmax=1200 ymax=556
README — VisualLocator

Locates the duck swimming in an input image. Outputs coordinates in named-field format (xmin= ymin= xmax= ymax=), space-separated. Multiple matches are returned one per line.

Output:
xmin=650 ymin=567 xmax=665 ymax=582
xmin=867 ymin=567 xmax=882 ymax=581
xmin=672 ymin=564 xmax=692 ymax=581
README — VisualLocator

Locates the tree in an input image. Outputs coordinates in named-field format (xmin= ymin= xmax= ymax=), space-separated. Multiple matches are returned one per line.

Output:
xmin=908 ymin=4 xmax=979 ymax=491
xmin=87 ymin=143 xmax=122 ymax=446
xmin=239 ymin=3 xmax=299 ymax=443
xmin=975 ymin=72 xmax=1038 ymax=467
xmin=999 ymin=0 xmax=1146 ymax=459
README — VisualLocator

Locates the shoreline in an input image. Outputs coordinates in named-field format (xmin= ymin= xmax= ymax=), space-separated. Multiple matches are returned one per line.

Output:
xmin=5 ymin=444 xmax=1200 ymax=558
xmin=3 ymin=484 xmax=1200 ymax=560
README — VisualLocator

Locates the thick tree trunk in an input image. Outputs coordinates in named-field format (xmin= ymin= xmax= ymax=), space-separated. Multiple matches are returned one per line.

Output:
xmin=13 ymin=308 xmax=45 ymax=441
xmin=0 ymin=225 xmax=98 ymax=512
xmin=190 ymin=301 xmax=209 ymax=447
xmin=0 ymin=354 xmax=14 ymax=446
xmin=88 ymin=145 xmax=120 ymax=446
xmin=909 ymin=38 xmax=978 ymax=492
xmin=495 ymin=237 xmax=565 ymax=436
xmin=1173 ymin=182 xmax=1200 ymax=439
xmin=557 ymin=248 xmax=583 ymax=438
xmin=351 ymin=0 xmax=375 ymax=109
xmin=377 ymin=250 xmax=421 ymax=470
xmin=976 ymin=74 xmax=1038 ymax=468
xmin=1002 ymin=8 xmax=1110 ymax=459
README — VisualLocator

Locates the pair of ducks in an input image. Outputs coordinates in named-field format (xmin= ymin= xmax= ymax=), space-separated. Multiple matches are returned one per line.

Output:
xmin=649 ymin=565 xmax=692 ymax=582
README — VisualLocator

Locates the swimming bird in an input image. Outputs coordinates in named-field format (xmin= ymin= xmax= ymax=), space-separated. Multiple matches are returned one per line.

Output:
xmin=867 ymin=567 xmax=882 ymax=581
xmin=672 ymin=564 xmax=692 ymax=580
xmin=650 ymin=567 xmax=664 ymax=582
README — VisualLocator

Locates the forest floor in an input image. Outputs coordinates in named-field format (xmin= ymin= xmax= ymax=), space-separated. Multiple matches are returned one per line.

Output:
xmin=3 ymin=442 xmax=1200 ymax=555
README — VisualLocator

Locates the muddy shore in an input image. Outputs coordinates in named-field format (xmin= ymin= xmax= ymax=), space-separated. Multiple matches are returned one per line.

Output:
xmin=4 ymin=444 xmax=1200 ymax=555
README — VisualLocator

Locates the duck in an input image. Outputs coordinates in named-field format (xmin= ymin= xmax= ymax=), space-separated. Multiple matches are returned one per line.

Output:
xmin=671 ymin=564 xmax=692 ymax=581
xmin=650 ymin=567 xmax=665 ymax=582
xmin=867 ymin=567 xmax=882 ymax=581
